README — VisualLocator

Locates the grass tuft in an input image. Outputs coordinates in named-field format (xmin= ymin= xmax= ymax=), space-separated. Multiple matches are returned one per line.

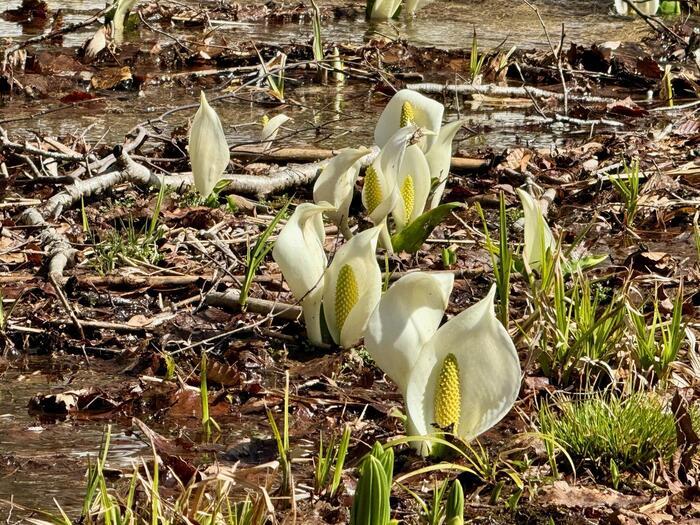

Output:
xmin=539 ymin=392 xmax=683 ymax=475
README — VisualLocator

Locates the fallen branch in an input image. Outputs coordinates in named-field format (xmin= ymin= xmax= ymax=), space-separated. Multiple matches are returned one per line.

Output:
xmin=19 ymin=207 xmax=77 ymax=277
xmin=407 ymin=82 xmax=616 ymax=104
xmin=205 ymin=290 xmax=302 ymax=321
xmin=78 ymin=273 xmax=282 ymax=288
xmin=119 ymin=145 xmax=382 ymax=198
xmin=67 ymin=127 xmax=148 ymax=179
xmin=544 ymin=114 xmax=624 ymax=127
xmin=0 ymin=127 xmax=88 ymax=162
xmin=230 ymin=146 xmax=490 ymax=172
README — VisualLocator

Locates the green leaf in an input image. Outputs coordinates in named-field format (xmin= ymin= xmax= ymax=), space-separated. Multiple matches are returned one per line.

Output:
xmin=563 ymin=254 xmax=608 ymax=275
xmin=445 ymin=480 xmax=464 ymax=525
xmin=350 ymin=455 xmax=390 ymax=525
xmin=391 ymin=203 xmax=463 ymax=253
xmin=659 ymin=1 xmax=680 ymax=15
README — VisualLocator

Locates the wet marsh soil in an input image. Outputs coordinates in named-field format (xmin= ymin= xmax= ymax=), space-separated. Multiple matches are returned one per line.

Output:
xmin=1 ymin=0 xmax=700 ymax=524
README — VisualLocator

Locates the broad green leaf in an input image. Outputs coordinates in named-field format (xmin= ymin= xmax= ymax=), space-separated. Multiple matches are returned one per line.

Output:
xmin=391 ymin=203 xmax=463 ymax=253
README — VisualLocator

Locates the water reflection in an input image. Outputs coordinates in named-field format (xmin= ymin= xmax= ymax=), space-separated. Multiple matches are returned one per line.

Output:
xmin=0 ymin=0 xmax=658 ymax=149
xmin=1 ymin=1 xmax=108 ymax=45
xmin=2 ymin=0 xmax=654 ymax=49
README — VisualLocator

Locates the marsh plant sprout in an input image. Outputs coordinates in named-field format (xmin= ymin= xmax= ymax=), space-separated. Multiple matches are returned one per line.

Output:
xmin=614 ymin=0 xmax=659 ymax=15
xmin=446 ymin=480 xmax=465 ymax=525
xmin=366 ymin=0 xmax=402 ymax=20
xmin=350 ymin=443 xmax=394 ymax=525
xmin=112 ymin=0 xmax=139 ymax=44
xmin=313 ymin=147 xmax=371 ymax=238
xmin=261 ymin=113 xmax=292 ymax=150
xmin=365 ymin=0 xmax=434 ymax=21
xmin=189 ymin=91 xmax=230 ymax=198
xmin=272 ymin=202 xmax=335 ymax=345
xmin=659 ymin=0 xmax=681 ymax=14
xmin=364 ymin=273 xmax=521 ymax=455
xmin=516 ymin=188 xmax=556 ymax=274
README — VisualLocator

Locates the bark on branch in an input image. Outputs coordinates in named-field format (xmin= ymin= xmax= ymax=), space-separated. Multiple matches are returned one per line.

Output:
xmin=407 ymin=82 xmax=616 ymax=104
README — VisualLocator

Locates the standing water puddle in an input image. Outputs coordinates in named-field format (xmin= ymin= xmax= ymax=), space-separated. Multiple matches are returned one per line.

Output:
xmin=0 ymin=358 xmax=147 ymax=515
xmin=0 ymin=356 xmax=263 ymax=517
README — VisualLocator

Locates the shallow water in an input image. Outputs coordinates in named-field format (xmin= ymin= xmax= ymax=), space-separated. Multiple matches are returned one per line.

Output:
xmin=0 ymin=0 xmax=662 ymax=149
xmin=0 ymin=359 xmax=147 ymax=515
xmin=0 ymin=356 xmax=264 ymax=518
xmin=0 ymin=0 xmax=653 ymax=49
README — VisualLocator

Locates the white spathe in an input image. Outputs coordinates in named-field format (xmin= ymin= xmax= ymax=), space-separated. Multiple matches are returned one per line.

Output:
xmin=516 ymin=188 xmax=556 ymax=273
xmin=426 ymin=120 xmax=463 ymax=209
xmin=374 ymin=90 xmax=444 ymax=152
xmin=392 ymin=144 xmax=432 ymax=232
xmin=189 ymin=91 xmax=230 ymax=198
xmin=614 ymin=0 xmax=659 ymax=15
xmin=84 ymin=26 xmax=108 ymax=58
xmin=365 ymin=275 xmax=521 ymax=455
xmin=362 ymin=126 xmax=416 ymax=250
xmin=272 ymin=202 xmax=335 ymax=345
xmin=261 ymin=114 xmax=292 ymax=149
xmin=323 ymin=226 xmax=383 ymax=348
xmin=313 ymin=147 xmax=371 ymax=238
xmin=367 ymin=0 xmax=403 ymax=20
xmin=365 ymin=272 xmax=454 ymax=393
xmin=404 ymin=284 xmax=521 ymax=450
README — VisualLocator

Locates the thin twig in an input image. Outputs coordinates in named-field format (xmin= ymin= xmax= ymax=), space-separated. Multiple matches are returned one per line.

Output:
xmin=407 ymin=82 xmax=614 ymax=104
xmin=622 ymin=0 xmax=686 ymax=46
xmin=2 ymin=6 xmax=111 ymax=71
xmin=522 ymin=0 xmax=568 ymax=115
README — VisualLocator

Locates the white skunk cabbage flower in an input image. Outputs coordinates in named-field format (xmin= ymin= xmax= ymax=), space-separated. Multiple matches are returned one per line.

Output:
xmin=272 ymin=202 xmax=335 ymax=345
xmin=189 ymin=91 xmax=230 ymax=198
xmin=313 ymin=147 xmax=371 ymax=238
xmin=363 ymin=126 xmax=415 ymax=250
xmin=365 ymin=276 xmax=520 ymax=455
xmin=323 ymin=226 xmax=382 ymax=348
xmin=374 ymin=89 xmax=444 ymax=152
xmin=614 ymin=0 xmax=659 ymax=15
xmin=261 ymin=114 xmax=291 ymax=150
xmin=392 ymin=144 xmax=432 ymax=232
xmin=367 ymin=0 xmax=403 ymax=20
xmin=426 ymin=120 xmax=462 ymax=209
xmin=365 ymin=272 xmax=454 ymax=391
xmin=405 ymin=284 xmax=521 ymax=451
xmin=516 ymin=188 xmax=556 ymax=273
